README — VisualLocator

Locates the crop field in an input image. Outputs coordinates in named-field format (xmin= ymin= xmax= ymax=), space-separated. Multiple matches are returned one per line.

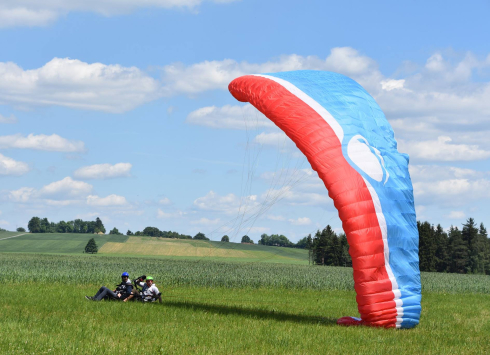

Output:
xmin=0 ymin=232 xmax=309 ymax=264
xmin=0 ymin=231 xmax=128 ymax=254
xmin=99 ymin=236 xmax=309 ymax=264
xmin=1 ymin=253 xmax=489 ymax=354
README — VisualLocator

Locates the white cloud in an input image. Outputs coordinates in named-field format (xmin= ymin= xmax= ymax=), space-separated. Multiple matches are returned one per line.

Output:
xmin=186 ymin=104 xmax=273 ymax=130
xmin=267 ymin=215 xmax=286 ymax=221
xmin=38 ymin=177 xmax=93 ymax=199
xmin=261 ymin=186 xmax=331 ymax=206
xmin=161 ymin=47 xmax=379 ymax=95
xmin=0 ymin=7 xmax=58 ymax=28
xmin=73 ymin=163 xmax=132 ymax=179
xmin=193 ymin=190 xmax=258 ymax=215
xmin=289 ymin=217 xmax=312 ymax=226
xmin=409 ymin=165 xmax=487 ymax=181
xmin=446 ymin=211 xmax=466 ymax=219
xmin=0 ymin=114 xmax=17 ymax=124
xmin=87 ymin=194 xmax=127 ymax=206
xmin=168 ymin=49 xmax=490 ymax=162
xmin=0 ymin=58 xmax=160 ymax=113
xmin=157 ymin=208 xmax=185 ymax=219
xmin=0 ymin=220 xmax=9 ymax=226
xmin=159 ymin=197 xmax=172 ymax=205
xmin=399 ymin=136 xmax=490 ymax=161
xmin=0 ymin=153 xmax=29 ymax=175
xmin=0 ymin=133 xmax=85 ymax=152
xmin=191 ymin=217 xmax=221 ymax=226
xmin=409 ymin=165 xmax=490 ymax=206
xmin=254 ymin=132 xmax=292 ymax=146
xmin=376 ymin=52 xmax=490 ymax=135
xmin=381 ymin=79 xmax=405 ymax=91
xmin=8 ymin=187 xmax=35 ymax=202
xmin=0 ymin=1 xmax=238 ymax=28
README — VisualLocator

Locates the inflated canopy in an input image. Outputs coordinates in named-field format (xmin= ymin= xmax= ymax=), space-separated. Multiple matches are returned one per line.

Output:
xmin=229 ymin=71 xmax=421 ymax=329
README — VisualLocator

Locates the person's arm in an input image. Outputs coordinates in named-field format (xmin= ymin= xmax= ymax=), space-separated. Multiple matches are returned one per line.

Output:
xmin=152 ymin=285 xmax=162 ymax=303
xmin=122 ymin=284 xmax=133 ymax=301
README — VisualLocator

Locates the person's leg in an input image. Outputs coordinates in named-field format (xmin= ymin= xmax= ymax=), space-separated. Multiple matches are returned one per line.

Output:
xmin=93 ymin=286 xmax=117 ymax=301
xmin=94 ymin=286 xmax=106 ymax=298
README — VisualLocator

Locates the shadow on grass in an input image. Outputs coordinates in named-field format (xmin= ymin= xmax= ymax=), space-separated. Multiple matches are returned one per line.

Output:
xmin=163 ymin=300 xmax=338 ymax=326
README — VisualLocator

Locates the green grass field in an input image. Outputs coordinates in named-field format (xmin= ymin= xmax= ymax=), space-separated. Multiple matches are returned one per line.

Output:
xmin=1 ymin=253 xmax=489 ymax=354
xmin=0 ymin=231 xmax=309 ymax=264
xmin=0 ymin=231 xmax=128 ymax=254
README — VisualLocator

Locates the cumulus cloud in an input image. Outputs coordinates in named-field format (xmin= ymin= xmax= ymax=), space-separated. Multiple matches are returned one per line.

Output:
xmin=9 ymin=187 xmax=35 ymax=202
xmin=157 ymin=208 xmax=186 ymax=219
xmin=159 ymin=197 xmax=172 ymax=205
xmin=375 ymin=52 xmax=490 ymax=139
xmin=73 ymin=163 xmax=132 ymax=179
xmin=267 ymin=215 xmax=286 ymax=221
xmin=8 ymin=177 xmax=129 ymax=209
xmin=0 ymin=153 xmax=29 ymax=176
xmin=254 ymin=132 xmax=292 ymax=147
xmin=38 ymin=177 xmax=93 ymax=199
xmin=0 ymin=114 xmax=17 ymax=124
xmin=0 ymin=1 xmax=238 ymax=28
xmin=186 ymin=104 xmax=274 ymax=130
xmin=289 ymin=217 xmax=312 ymax=226
xmin=446 ymin=211 xmax=466 ymax=219
xmin=399 ymin=136 xmax=490 ymax=161
xmin=0 ymin=58 xmax=160 ymax=113
xmin=9 ymin=177 xmax=92 ymax=203
xmin=260 ymin=186 xmax=331 ymax=206
xmin=0 ymin=133 xmax=85 ymax=152
xmin=161 ymin=47 xmax=379 ymax=96
xmin=193 ymin=190 xmax=258 ymax=215
xmin=87 ymin=194 xmax=127 ymax=206
xmin=410 ymin=165 xmax=490 ymax=205
xmin=181 ymin=49 xmax=490 ymax=164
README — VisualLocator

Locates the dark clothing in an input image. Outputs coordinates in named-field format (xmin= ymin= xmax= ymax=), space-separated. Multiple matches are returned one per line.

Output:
xmin=93 ymin=286 xmax=118 ymax=301
xmin=93 ymin=279 xmax=133 ymax=301
xmin=114 ymin=280 xmax=133 ymax=300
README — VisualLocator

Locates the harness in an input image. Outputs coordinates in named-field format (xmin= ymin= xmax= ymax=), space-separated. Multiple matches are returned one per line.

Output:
xmin=132 ymin=276 xmax=161 ymax=302
xmin=140 ymin=286 xmax=160 ymax=302
xmin=114 ymin=281 xmax=133 ymax=299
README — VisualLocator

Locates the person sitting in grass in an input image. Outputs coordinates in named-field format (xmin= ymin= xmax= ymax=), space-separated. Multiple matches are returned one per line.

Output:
xmin=86 ymin=272 xmax=133 ymax=302
xmin=126 ymin=275 xmax=161 ymax=303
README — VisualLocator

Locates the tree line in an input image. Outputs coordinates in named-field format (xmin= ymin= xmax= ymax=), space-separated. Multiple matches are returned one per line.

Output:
xmin=23 ymin=216 xmax=490 ymax=275
xmin=308 ymin=218 xmax=490 ymax=275
xmin=28 ymin=217 xmax=108 ymax=234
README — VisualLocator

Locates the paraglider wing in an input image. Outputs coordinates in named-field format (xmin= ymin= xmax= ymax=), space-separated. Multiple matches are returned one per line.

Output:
xmin=228 ymin=71 xmax=421 ymax=329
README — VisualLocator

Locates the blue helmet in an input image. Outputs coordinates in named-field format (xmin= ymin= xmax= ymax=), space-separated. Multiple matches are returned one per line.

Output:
xmin=122 ymin=272 xmax=129 ymax=278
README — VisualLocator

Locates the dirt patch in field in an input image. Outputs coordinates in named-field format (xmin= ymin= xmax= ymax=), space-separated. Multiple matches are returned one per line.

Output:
xmin=100 ymin=241 xmax=255 ymax=258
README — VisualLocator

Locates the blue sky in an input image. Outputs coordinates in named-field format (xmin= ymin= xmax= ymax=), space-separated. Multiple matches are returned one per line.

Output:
xmin=1 ymin=0 xmax=490 ymax=241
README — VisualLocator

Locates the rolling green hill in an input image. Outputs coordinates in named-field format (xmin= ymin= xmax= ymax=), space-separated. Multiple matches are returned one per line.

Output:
xmin=0 ymin=231 xmax=127 ymax=254
xmin=0 ymin=232 xmax=309 ymax=264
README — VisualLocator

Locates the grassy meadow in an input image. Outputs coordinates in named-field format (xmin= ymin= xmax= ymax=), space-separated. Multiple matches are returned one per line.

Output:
xmin=0 ymin=231 xmax=128 ymax=254
xmin=0 ymin=231 xmax=309 ymax=264
xmin=1 ymin=253 xmax=490 ymax=354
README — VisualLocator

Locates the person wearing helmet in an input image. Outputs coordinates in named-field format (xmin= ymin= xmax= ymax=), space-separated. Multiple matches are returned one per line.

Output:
xmin=127 ymin=275 xmax=161 ymax=303
xmin=85 ymin=272 xmax=133 ymax=301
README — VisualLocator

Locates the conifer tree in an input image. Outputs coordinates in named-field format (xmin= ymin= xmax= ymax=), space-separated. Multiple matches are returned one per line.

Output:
xmin=434 ymin=224 xmax=449 ymax=272
xmin=84 ymin=238 xmax=98 ymax=254
xmin=462 ymin=218 xmax=481 ymax=273
xmin=478 ymin=223 xmax=490 ymax=275
xmin=448 ymin=226 xmax=468 ymax=273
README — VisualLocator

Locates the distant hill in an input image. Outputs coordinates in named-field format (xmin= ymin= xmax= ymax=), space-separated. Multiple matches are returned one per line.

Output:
xmin=0 ymin=232 xmax=309 ymax=264
xmin=0 ymin=232 xmax=127 ymax=254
